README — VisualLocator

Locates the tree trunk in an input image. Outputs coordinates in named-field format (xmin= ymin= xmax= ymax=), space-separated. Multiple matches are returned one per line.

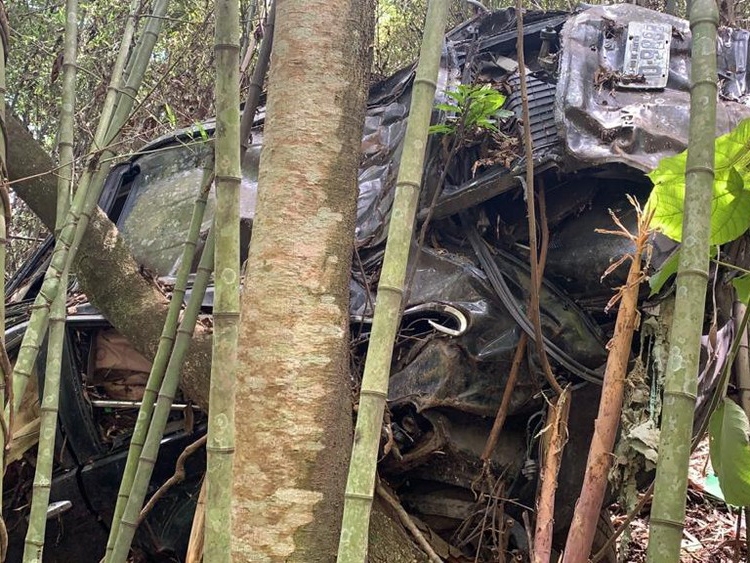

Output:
xmin=230 ymin=0 xmax=373 ymax=561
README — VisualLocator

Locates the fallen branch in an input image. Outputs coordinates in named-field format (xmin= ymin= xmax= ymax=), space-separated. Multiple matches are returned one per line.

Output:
xmin=533 ymin=387 xmax=571 ymax=563
xmin=376 ymin=480 xmax=443 ymax=563
xmin=186 ymin=478 xmax=207 ymax=563
xmin=562 ymin=198 xmax=653 ymax=562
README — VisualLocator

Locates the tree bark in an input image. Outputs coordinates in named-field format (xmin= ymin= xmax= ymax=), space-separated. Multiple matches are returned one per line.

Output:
xmin=7 ymin=113 xmax=214 ymax=409
xmin=230 ymin=0 xmax=374 ymax=561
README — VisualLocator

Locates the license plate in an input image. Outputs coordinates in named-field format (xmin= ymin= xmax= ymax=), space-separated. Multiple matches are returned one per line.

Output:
xmin=619 ymin=22 xmax=672 ymax=90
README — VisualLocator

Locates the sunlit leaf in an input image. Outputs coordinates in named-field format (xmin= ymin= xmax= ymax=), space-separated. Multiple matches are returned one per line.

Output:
xmin=164 ymin=103 xmax=177 ymax=128
xmin=428 ymin=123 xmax=454 ymax=134
xmin=430 ymin=84 xmax=509 ymax=138
xmin=435 ymin=103 xmax=460 ymax=113
xmin=647 ymin=119 xmax=750 ymax=245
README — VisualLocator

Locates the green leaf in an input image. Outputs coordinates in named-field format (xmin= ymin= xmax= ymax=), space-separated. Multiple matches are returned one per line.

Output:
xmin=709 ymin=167 xmax=750 ymax=244
xmin=435 ymin=103 xmax=460 ymax=113
xmin=647 ymin=119 xmax=750 ymax=245
xmin=164 ymin=103 xmax=177 ymax=128
xmin=195 ymin=121 xmax=209 ymax=142
xmin=703 ymin=473 xmax=726 ymax=502
xmin=650 ymin=247 xmax=717 ymax=296
xmin=733 ymin=274 xmax=750 ymax=305
xmin=434 ymin=84 xmax=509 ymax=135
xmin=708 ymin=398 xmax=750 ymax=506
xmin=445 ymin=89 xmax=464 ymax=103
xmin=649 ymin=250 xmax=680 ymax=296
xmin=428 ymin=123 xmax=454 ymax=135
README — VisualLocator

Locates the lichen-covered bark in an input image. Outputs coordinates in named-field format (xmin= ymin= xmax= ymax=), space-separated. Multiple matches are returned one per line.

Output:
xmin=230 ymin=1 xmax=374 ymax=561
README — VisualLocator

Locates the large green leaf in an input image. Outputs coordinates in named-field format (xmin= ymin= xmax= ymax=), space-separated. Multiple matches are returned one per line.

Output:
xmin=647 ymin=119 xmax=750 ymax=245
xmin=708 ymin=398 xmax=750 ymax=506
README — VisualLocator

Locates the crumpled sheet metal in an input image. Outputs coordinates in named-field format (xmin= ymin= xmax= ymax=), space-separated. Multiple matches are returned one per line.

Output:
xmin=557 ymin=4 xmax=750 ymax=173
xmin=355 ymin=8 xmax=570 ymax=242
xmin=376 ymin=246 xmax=608 ymax=418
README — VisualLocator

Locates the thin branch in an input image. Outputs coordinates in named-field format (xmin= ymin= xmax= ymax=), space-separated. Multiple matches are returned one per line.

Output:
xmin=482 ymin=180 xmax=552 ymax=460
xmin=591 ymin=483 xmax=654 ymax=563
xmin=375 ymin=480 xmax=444 ymax=563
xmin=514 ymin=4 xmax=562 ymax=395
xmin=136 ymin=434 xmax=207 ymax=525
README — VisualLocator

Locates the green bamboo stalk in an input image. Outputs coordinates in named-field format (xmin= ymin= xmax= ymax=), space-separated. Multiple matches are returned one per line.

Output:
xmin=109 ymin=227 xmax=215 ymax=563
xmin=239 ymin=0 xmax=259 ymax=76
xmin=239 ymin=0 xmax=274 ymax=150
xmin=336 ymin=1 xmax=449 ymax=560
xmin=0 ymin=0 xmax=10 ymax=556
xmin=104 ymin=156 xmax=214 ymax=562
xmin=21 ymin=0 xmax=78 ymax=559
xmin=204 ymin=0 xmax=240 ymax=560
xmin=9 ymin=0 xmax=151 ymax=416
xmin=646 ymin=0 xmax=718 ymax=560
xmin=74 ymin=0 xmax=172 ymax=254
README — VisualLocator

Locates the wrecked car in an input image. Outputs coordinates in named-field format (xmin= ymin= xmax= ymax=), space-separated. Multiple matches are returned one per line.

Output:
xmin=5 ymin=3 xmax=750 ymax=561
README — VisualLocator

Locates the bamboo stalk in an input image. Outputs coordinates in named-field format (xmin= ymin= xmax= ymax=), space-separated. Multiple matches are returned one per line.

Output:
xmin=239 ymin=0 xmax=260 ymax=77
xmin=109 ymin=227 xmax=215 ymax=563
xmin=9 ymin=0 xmax=167 ymax=417
xmin=239 ymin=0 xmax=274 ymax=150
xmin=336 ymin=2 xmax=449 ymax=560
xmin=0 ymin=0 xmax=9 ymax=558
xmin=104 ymin=157 xmax=214 ymax=562
xmin=204 ymin=0 xmax=240 ymax=560
xmin=72 ymin=0 xmax=172 ymax=257
xmin=21 ymin=0 xmax=77 ymax=559
xmin=646 ymin=0 xmax=718 ymax=560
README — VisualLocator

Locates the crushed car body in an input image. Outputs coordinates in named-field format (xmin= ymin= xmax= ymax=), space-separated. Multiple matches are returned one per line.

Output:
xmin=5 ymin=4 xmax=750 ymax=561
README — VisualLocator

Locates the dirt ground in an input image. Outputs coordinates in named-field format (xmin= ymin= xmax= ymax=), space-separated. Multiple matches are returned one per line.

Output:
xmin=613 ymin=439 xmax=747 ymax=562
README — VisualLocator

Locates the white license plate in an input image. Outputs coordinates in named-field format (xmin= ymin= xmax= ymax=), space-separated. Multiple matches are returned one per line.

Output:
xmin=620 ymin=22 xmax=672 ymax=89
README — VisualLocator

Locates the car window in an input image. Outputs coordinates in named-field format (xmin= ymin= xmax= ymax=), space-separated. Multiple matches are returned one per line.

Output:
xmin=117 ymin=134 xmax=260 ymax=276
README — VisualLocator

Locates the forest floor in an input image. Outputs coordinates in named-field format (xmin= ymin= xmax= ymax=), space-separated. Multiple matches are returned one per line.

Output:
xmin=614 ymin=439 xmax=746 ymax=562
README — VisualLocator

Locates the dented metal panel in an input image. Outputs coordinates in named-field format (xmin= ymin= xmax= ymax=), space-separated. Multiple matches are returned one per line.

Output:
xmin=556 ymin=4 xmax=750 ymax=172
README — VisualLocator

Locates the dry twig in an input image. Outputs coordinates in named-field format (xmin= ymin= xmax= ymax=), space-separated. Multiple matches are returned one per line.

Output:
xmin=376 ymin=480 xmax=443 ymax=563
xmin=137 ymin=434 xmax=207 ymax=525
